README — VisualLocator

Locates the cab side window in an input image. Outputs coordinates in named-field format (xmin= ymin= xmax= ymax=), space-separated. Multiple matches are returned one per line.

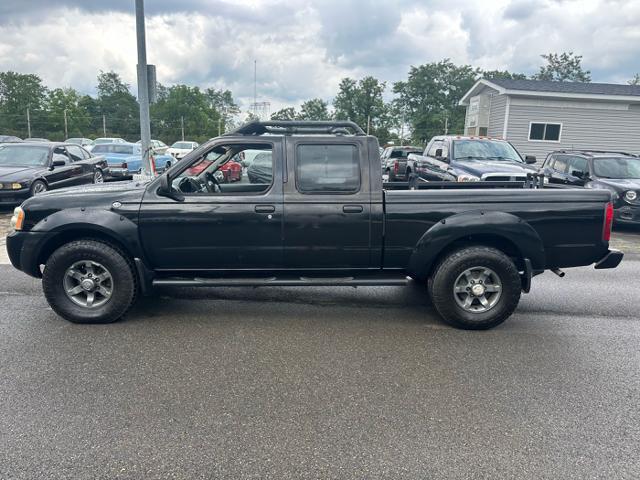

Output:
xmin=296 ymin=144 xmax=360 ymax=194
xmin=427 ymin=141 xmax=447 ymax=159
xmin=551 ymin=155 xmax=569 ymax=173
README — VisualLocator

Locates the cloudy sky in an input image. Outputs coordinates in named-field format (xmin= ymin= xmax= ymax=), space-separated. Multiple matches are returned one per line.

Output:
xmin=0 ymin=0 xmax=639 ymax=112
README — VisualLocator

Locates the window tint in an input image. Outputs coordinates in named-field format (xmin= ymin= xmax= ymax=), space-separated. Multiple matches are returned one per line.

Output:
xmin=296 ymin=144 xmax=360 ymax=194
xmin=66 ymin=145 xmax=85 ymax=162
xmin=529 ymin=123 xmax=561 ymax=141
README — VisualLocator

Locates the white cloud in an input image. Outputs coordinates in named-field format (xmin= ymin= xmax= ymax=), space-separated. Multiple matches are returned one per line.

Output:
xmin=0 ymin=0 xmax=638 ymax=116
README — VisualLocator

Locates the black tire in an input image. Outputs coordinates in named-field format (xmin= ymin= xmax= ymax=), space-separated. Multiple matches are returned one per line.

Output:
xmin=430 ymin=246 xmax=521 ymax=330
xmin=93 ymin=169 xmax=104 ymax=184
xmin=30 ymin=180 xmax=47 ymax=196
xmin=42 ymin=240 xmax=138 ymax=324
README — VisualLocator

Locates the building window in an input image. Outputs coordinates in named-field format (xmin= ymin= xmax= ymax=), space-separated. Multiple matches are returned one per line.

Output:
xmin=529 ymin=122 xmax=562 ymax=142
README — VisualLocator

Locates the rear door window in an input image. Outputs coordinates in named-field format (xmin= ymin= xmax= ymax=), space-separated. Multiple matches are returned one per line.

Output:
xmin=296 ymin=144 xmax=360 ymax=194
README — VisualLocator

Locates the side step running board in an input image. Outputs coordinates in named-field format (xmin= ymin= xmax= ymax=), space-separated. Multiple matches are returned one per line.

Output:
xmin=152 ymin=275 xmax=409 ymax=288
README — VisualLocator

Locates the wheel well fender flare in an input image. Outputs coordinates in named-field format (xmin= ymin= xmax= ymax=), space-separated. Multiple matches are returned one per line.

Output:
xmin=407 ymin=210 xmax=546 ymax=278
xmin=30 ymin=208 xmax=145 ymax=265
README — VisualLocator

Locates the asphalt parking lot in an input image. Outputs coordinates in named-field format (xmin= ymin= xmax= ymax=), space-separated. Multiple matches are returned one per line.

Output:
xmin=1 ymin=208 xmax=639 ymax=478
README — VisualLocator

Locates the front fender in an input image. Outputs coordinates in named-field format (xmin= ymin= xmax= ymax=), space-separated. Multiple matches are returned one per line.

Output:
xmin=29 ymin=207 xmax=144 ymax=261
xmin=407 ymin=210 xmax=546 ymax=278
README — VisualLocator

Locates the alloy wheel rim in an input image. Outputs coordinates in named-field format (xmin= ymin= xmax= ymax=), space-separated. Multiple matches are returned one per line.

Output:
xmin=33 ymin=183 xmax=47 ymax=194
xmin=94 ymin=171 xmax=104 ymax=183
xmin=63 ymin=260 xmax=113 ymax=308
xmin=453 ymin=266 xmax=502 ymax=314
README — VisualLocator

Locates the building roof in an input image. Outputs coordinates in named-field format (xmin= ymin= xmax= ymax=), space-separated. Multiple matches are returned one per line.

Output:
xmin=459 ymin=78 xmax=640 ymax=106
xmin=488 ymin=78 xmax=640 ymax=96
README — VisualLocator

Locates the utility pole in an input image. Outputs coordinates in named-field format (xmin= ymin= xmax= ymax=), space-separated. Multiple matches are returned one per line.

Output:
xmin=102 ymin=115 xmax=106 ymax=136
xmin=135 ymin=0 xmax=153 ymax=177
xmin=63 ymin=109 xmax=68 ymax=139
xmin=400 ymin=108 xmax=405 ymax=146
xmin=181 ymin=116 xmax=185 ymax=141
xmin=367 ymin=115 xmax=371 ymax=135
xmin=218 ymin=117 xmax=222 ymax=136
xmin=444 ymin=115 xmax=449 ymax=135
xmin=26 ymin=107 xmax=31 ymax=138
xmin=254 ymin=60 xmax=257 ymax=110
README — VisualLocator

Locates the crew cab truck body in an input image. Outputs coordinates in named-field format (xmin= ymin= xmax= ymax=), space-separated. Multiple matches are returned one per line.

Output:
xmin=7 ymin=121 xmax=623 ymax=330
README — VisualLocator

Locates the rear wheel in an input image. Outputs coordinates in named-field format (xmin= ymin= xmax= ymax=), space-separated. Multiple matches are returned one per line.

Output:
xmin=429 ymin=246 xmax=521 ymax=330
xmin=42 ymin=240 xmax=138 ymax=324
xmin=93 ymin=169 xmax=104 ymax=184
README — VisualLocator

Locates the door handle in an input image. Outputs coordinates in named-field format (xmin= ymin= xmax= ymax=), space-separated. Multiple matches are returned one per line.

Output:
xmin=343 ymin=205 xmax=363 ymax=214
xmin=255 ymin=204 xmax=275 ymax=213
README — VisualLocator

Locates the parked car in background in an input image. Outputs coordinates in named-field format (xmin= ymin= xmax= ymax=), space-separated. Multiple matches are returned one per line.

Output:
xmin=0 ymin=135 xmax=22 ymax=143
xmin=24 ymin=138 xmax=50 ymax=142
xmin=89 ymin=137 xmax=127 ymax=151
xmin=66 ymin=138 xmax=94 ymax=148
xmin=167 ymin=141 xmax=199 ymax=160
xmin=541 ymin=150 xmax=640 ymax=225
xmin=381 ymin=146 xmax=423 ymax=181
xmin=137 ymin=139 xmax=169 ymax=155
xmin=246 ymin=151 xmax=272 ymax=184
xmin=90 ymin=142 xmax=174 ymax=180
xmin=0 ymin=142 xmax=107 ymax=205
xmin=409 ymin=136 xmax=538 ymax=182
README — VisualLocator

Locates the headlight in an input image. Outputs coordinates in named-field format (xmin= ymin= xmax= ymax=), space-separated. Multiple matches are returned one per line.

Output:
xmin=0 ymin=182 xmax=23 ymax=190
xmin=624 ymin=190 xmax=637 ymax=202
xmin=10 ymin=206 xmax=25 ymax=231
xmin=458 ymin=174 xmax=480 ymax=182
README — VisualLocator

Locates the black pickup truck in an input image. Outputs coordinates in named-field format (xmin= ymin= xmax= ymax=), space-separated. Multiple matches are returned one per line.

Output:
xmin=6 ymin=121 xmax=623 ymax=330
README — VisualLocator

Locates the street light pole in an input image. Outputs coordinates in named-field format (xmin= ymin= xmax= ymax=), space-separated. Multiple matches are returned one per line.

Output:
xmin=63 ymin=109 xmax=68 ymax=139
xmin=135 ymin=0 xmax=153 ymax=177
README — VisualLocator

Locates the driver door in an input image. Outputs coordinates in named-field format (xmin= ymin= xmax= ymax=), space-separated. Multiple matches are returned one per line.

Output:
xmin=138 ymin=139 xmax=284 ymax=271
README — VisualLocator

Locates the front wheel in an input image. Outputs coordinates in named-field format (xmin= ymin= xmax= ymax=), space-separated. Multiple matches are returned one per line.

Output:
xmin=30 ymin=180 xmax=47 ymax=196
xmin=42 ymin=240 xmax=138 ymax=324
xmin=429 ymin=246 xmax=521 ymax=330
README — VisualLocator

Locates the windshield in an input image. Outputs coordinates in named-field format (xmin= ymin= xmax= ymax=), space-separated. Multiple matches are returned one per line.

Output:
xmin=453 ymin=140 xmax=522 ymax=162
xmin=593 ymin=157 xmax=640 ymax=179
xmin=0 ymin=145 xmax=49 ymax=167
xmin=172 ymin=142 xmax=194 ymax=149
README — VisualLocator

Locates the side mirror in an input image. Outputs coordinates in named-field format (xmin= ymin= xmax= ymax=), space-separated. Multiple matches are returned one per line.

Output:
xmin=435 ymin=148 xmax=443 ymax=157
xmin=525 ymin=155 xmax=537 ymax=164
xmin=157 ymin=173 xmax=184 ymax=202
xmin=49 ymin=159 xmax=66 ymax=170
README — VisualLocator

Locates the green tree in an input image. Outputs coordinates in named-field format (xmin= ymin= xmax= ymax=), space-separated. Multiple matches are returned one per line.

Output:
xmin=483 ymin=70 xmax=527 ymax=81
xmin=298 ymin=98 xmax=330 ymax=120
xmin=393 ymin=60 xmax=480 ymax=144
xmin=271 ymin=107 xmax=298 ymax=120
xmin=96 ymin=71 xmax=139 ymax=140
xmin=0 ymin=71 xmax=48 ymax=137
xmin=333 ymin=76 xmax=391 ymax=141
xmin=45 ymin=87 xmax=91 ymax=139
xmin=532 ymin=52 xmax=591 ymax=82
xmin=205 ymin=88 xmax=240 ymax=133
xmin=628 ymin=74 xmax=640 ymax=86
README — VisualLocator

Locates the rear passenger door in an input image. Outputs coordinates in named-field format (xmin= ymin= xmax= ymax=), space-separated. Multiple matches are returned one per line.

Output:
xmin=283 ymin=139 xmax=372 ymax=269
xmin=565 ymin=156 xmax=590 ymax=186
xmin=65 ymin=145 xmax=93 ymax=185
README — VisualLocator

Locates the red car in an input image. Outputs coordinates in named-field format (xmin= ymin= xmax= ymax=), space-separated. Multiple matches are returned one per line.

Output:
xmin=185 ymin=159 xmax=242 ymax=182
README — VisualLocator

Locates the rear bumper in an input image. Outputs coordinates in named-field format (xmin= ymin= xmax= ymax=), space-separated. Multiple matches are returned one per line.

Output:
xmin=594 ymin=249 xmax=624 ymax=269
xmin=105 ymin=167 xmax=132 ymax=180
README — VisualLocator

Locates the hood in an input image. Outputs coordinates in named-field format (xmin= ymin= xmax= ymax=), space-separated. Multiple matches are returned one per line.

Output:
xmin=22 ymin=180 xmax=148 ymax=211
xmin=0 ymin=165 xmax=40 ymax=182
xmin=451 ymin=159 xmax=537 ymax=178
xmin=595 ymin=178 xmax=640 ymax=191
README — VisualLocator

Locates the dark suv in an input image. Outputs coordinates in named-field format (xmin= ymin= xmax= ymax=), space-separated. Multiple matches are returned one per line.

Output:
xmin=541 ymin=150 xmax=640 ymax=225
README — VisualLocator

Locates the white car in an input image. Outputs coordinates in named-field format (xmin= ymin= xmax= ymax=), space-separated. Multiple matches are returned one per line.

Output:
xmin=166 ymin=141 xmax=199 ymax=160
xmin=136 ymin=139 xmax=169 ymax=155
